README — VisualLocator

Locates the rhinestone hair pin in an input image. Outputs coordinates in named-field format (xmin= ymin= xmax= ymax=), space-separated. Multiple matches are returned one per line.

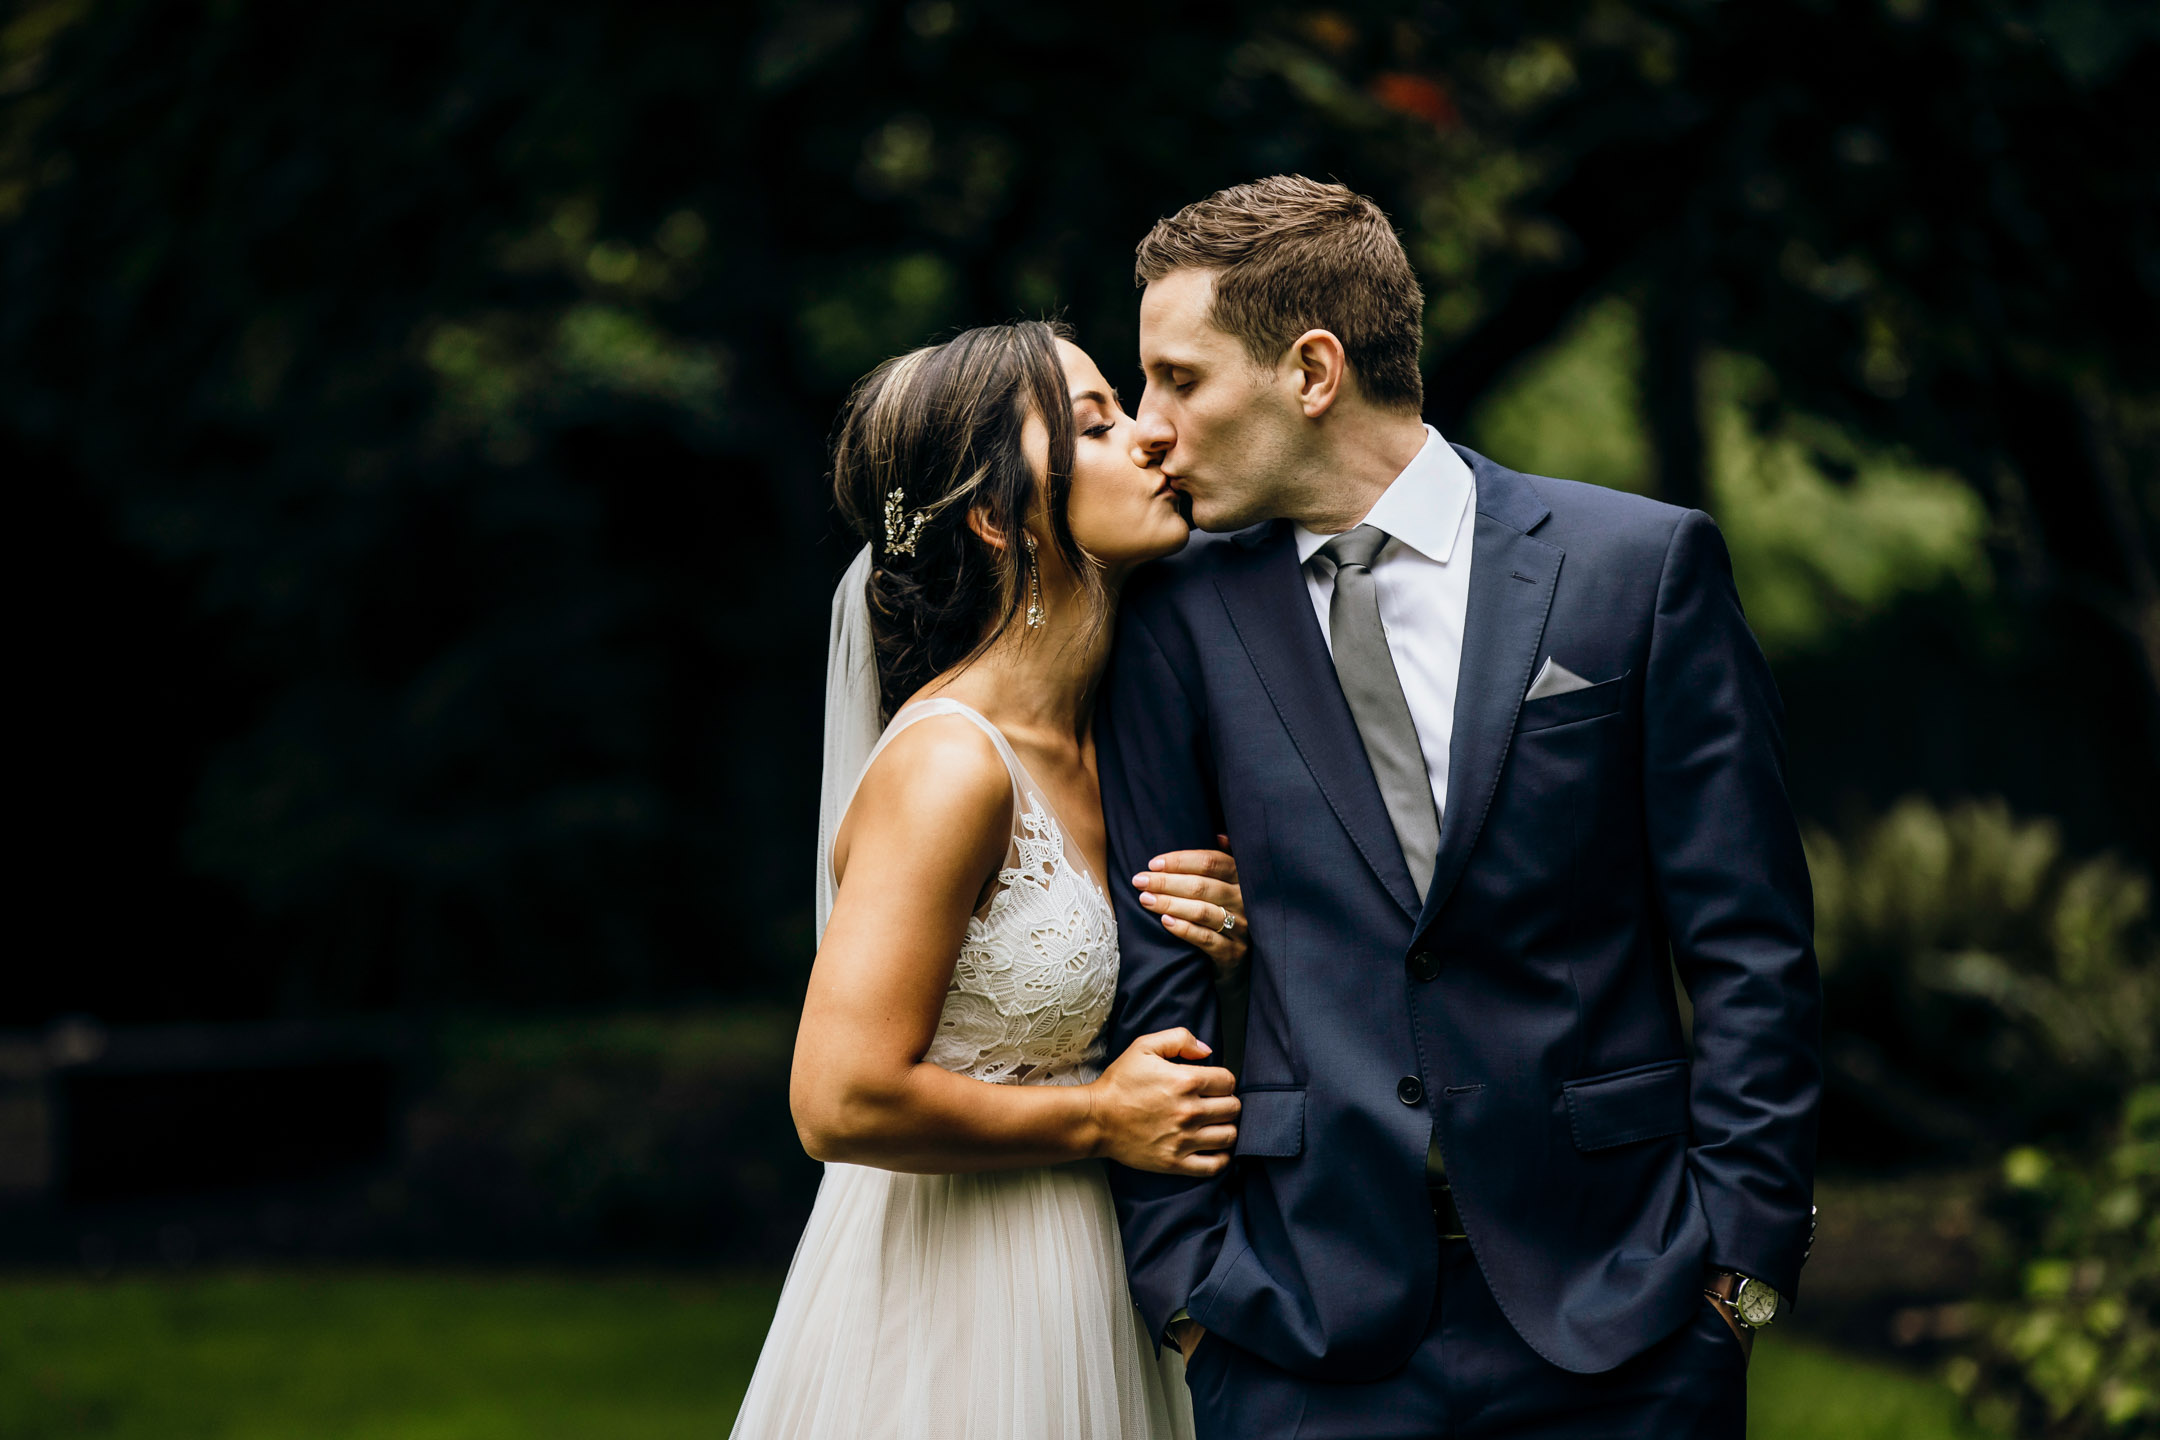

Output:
xmin=884 ymin=487 xmax=929 ymax=557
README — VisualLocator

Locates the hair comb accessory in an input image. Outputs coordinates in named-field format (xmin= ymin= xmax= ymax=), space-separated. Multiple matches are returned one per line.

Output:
xmin=884 ymin=486 xmax=929 ymax=556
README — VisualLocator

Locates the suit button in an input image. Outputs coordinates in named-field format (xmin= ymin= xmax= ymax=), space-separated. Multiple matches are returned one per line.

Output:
xmin=1397 ymin=1076 xmax=1425 ymax=1106
xmin=1407 ymin=950 xmax=1441 ymax=982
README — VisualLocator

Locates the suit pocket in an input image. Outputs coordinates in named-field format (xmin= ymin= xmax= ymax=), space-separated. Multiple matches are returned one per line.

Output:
xmin=1563 ymin=1059 xmax=1689 ymax=1151
xmin=1233 ymin=1087 xmax=1305 ymax=1158
xmin=1518 ymin=671 xmax=1628 ymax=733
xmin=1700 ymin=1294 xmax=1756 ymax=1369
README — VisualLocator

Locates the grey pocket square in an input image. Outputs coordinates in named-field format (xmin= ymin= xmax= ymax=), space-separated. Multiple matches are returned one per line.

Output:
xmin=1525 ymin=656 xmax=1594 ymax=702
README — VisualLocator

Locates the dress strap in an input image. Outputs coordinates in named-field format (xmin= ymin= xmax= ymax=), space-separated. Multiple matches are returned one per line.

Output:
xmin=884 ymin=699 xmax=1032 ymax=794
xmin=826 ymin=699 xmax=1029 ymax=894
xmin=893 ymin=700 xmax=1107 ymax=899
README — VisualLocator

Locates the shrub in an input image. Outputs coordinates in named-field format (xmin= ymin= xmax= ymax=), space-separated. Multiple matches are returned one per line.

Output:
xmin=390 ymin=1009 xmax=822 ymax=1262
xmin=1807 ymin=798 xmax=2159 ymax=1163
xmin=1949 ymin=1087 xmax=2160 ymax=1437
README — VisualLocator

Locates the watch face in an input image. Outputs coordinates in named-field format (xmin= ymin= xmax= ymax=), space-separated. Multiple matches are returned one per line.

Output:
xmin=1736 ymin=1280 xmax=1781 ymax=1327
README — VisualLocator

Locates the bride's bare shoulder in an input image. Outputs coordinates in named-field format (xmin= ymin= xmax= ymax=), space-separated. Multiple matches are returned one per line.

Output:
xmin=838 ymin=714 xmax=1012 ymax=879
xmin=863 ymin=713 xmax=1010 ymax=804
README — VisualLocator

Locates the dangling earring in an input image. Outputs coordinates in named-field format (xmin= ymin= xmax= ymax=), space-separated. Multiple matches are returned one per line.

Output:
xmin=1023 ymin=533 xmax=1045 ymax=629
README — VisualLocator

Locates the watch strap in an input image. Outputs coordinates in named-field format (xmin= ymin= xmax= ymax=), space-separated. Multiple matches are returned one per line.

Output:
xmin=1703 ymin=1272 xmax=1757 ymax=1365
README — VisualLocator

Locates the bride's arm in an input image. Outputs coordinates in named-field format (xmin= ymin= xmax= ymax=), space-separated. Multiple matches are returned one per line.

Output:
xmin=791 ymin=719 xmax=1239 ymax=1176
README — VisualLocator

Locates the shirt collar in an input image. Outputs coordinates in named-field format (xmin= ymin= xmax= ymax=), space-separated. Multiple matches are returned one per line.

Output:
xmin=1294 ymin=425 xmax=1476 ymax=568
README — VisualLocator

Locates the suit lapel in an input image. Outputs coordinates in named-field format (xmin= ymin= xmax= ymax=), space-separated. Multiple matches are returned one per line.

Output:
xmin=1416 ymin=452 xmax=1561 ymax=933
xmin=1214 ymin=524 xmax=1422 ymax=918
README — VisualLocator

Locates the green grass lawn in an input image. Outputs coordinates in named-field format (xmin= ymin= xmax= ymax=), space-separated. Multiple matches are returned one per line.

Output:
xmin=1 ymin=1272 xmax=776 ymax=1440
xmin=1751 ymin=1334 xmax=1995 ymax=1440
xmin=0 ymin=1271 xmax=1992 ymax=1439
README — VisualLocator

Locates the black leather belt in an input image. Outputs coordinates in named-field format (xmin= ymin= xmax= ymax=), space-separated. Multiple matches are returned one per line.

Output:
xmin=1428 ymin=1182 xmax=1467 ymax=1240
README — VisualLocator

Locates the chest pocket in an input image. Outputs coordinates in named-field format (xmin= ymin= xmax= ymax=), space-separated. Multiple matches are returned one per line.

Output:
xmin=1518 ymin=671 xmax=1627 ymax=734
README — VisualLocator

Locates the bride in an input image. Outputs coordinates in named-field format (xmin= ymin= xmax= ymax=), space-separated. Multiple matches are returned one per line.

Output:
xmin=729 ymin=321 xmax=1250 ymax=1440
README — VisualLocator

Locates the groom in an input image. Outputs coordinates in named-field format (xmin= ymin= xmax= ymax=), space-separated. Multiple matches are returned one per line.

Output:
xmin=1099 ymin=176 xmax=1820 ymax=1438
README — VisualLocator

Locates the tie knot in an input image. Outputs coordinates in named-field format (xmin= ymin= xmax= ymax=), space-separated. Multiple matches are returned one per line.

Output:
xmin=1319 ymin=524 xmax=1389 ymax=572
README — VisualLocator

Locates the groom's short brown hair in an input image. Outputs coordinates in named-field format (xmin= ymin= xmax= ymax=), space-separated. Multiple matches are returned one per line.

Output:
xmin=1135 ymin=176 xmax=1425 ymax=413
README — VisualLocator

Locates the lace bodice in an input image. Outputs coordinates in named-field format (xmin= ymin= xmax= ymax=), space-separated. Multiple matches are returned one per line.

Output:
xmin=839 ymin=700 xmax=1120 ymax=1087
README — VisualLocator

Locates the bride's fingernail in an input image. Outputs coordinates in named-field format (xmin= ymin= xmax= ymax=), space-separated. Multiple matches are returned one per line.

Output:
xmin=1149 ymin=857 xmax=1167 ymax=871
xmin=1131 ymin=873 xmax=1150 ymax=888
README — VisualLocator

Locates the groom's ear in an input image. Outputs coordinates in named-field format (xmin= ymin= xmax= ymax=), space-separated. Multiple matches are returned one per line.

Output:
xmin=1285 ymin=328 xmax=1349 ymax=420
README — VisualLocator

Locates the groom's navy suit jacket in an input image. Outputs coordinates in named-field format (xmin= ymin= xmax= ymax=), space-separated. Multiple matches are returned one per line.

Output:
xmin=1099 ymin=449 xmax=1821 ymax=1380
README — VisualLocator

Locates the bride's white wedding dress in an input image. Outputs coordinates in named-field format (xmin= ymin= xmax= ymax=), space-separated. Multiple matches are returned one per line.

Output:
xmin=729 ymin=698 xmax=1195 ymax=1440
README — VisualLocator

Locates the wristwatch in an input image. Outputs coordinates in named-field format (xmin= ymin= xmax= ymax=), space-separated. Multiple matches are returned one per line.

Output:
xmin=1736 ymin=1275 xmax=1784 ymax=1327
xmin=1707 ymin=1270 xmax=1784 ymax=1328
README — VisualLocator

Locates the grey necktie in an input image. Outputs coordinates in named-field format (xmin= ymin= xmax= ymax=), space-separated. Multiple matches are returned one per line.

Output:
xmin=1317 ymin=525 xmax=1441 ymax=902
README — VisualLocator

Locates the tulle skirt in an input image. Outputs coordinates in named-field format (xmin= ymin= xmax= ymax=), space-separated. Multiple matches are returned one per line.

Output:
xmin=730 ymin=1159 xmax=1195 ymax=1440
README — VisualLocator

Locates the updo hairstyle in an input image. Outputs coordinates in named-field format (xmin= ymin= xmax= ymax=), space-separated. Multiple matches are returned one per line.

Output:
xmin=832 ymin=320 xmax=1102 ymax=719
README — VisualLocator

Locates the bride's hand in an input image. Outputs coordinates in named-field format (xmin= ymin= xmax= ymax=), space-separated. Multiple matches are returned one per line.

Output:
xmin=1131 ymin=835 xmax=1249 ymax=975
xmin=1088 ymin=1029 xmax=1239 ymax=1176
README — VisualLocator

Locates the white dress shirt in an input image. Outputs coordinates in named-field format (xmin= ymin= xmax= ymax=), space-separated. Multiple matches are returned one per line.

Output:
xmin=1294 ymin=425 xmax=1477 ymax=829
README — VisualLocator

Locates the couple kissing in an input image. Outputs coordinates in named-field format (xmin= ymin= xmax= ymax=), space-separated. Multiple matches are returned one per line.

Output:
xmin=731 ymin=175 xmax=1821 ymax=1440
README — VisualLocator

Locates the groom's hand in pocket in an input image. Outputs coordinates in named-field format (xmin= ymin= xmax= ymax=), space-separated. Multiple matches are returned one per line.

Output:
xmin=1088 ymin=1028 xmax=1239 ymax=1176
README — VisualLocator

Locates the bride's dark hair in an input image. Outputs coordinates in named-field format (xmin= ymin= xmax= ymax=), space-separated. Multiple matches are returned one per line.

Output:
xmin=831 ymin=320 xmax=1101 ymax=719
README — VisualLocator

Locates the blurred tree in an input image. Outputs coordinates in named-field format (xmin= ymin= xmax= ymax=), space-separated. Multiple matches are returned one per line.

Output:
xmin=1465 ymin=297 xmax=1994 ymax=660
xmin=0 ymin=0 xmax=1405 ymax=1015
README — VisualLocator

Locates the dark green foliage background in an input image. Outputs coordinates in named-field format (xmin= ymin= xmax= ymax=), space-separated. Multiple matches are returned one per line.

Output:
xmin=6 ymin=0 xmax=2157 ymax=1022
